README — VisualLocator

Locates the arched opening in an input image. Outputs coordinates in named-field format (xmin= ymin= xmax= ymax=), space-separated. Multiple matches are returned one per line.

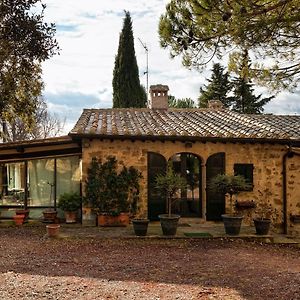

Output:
xmin=147 ymin=152 xmax=167 ymax=220
xmin=168 ymin=153 xmax=202 ymax=218
xmin=206 ymin=152 xmax=226 ymax=220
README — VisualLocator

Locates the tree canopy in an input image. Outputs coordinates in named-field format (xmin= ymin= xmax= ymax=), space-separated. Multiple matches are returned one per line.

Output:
xmin=112 ymin=11 xmax=147 ymax=108
xmin=232 ymin=77 xmax=274 ymax=114
xmin=168 ymin=95 xmax=195 ymax=108
xmin=159 ymin=0 xmax=300 ymax=91
xmin=198 ymin=63 xmax=232 ymax=108
xmin=0 ymin=0 xmax=59 ymax=137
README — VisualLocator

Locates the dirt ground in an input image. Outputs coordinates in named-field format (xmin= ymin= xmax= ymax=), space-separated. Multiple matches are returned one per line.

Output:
xmin=0 ymin=226 xmax=299 ymax=300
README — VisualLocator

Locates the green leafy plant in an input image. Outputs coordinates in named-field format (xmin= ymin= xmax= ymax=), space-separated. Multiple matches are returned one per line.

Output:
xmin=155 ymin=162 xmax=187 ymax=217
xmin=208 ymin=174 xmax=252 ymax=215
xmin=85 ymin=156 xmax=142 ymax=216
xmin=58 ymin=192 xmax=81 ymax=212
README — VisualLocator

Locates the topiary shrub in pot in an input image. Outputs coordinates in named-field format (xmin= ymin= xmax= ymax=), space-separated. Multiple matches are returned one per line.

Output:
xmin=58 ymin=192 xmax=82 ymax=223
xmin=155 ymin=162 xmax=187 ymax=236
xmin=208 ymin=174 xmax=252 ymax=236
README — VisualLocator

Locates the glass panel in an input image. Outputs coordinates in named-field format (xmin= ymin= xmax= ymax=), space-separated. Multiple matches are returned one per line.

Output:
xmin=27 ymin=159 xmax=54 ymax=207
xmin=0 ymin=162 xmax=26 ymax=206
xmin=169 ymin=153 xmax=202 ymax=217
xmin=56 ymin=156 xmax=81 ymax=199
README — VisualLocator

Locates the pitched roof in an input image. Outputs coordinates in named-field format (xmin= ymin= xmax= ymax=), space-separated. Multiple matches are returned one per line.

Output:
xmin=69 ymin=108 xmax=300 ymax=142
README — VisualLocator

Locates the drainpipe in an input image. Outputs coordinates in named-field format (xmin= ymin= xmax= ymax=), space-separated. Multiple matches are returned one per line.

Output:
xmin=282 ymin=148 xmax=291 ymax=234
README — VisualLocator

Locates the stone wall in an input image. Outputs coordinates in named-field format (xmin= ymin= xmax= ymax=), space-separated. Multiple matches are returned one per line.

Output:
xmin=286 ymin=152 xmax=300 ymax=235
xmin=81 ymin=138 xmax=299 ymax=233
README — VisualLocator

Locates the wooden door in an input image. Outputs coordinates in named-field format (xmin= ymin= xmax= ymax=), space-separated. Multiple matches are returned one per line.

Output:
xmin=147 ymin=152 xmax=167 ymax=220
xmin=206 ymin=153 xmax=225 ymax=221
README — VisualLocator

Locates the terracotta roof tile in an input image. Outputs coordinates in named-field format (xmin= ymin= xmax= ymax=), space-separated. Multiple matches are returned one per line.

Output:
xmin=70 ymin=108 xmax=300 ymax=141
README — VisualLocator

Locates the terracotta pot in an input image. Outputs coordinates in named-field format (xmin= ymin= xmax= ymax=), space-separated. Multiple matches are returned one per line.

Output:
xmin=13 ymin=214 xmax=25 ymax=226
xmin=119 ymin=212 xmax=130 ymax=226
xmin=43 ymin=209 xmax=58 ymax=223
xmin=16 ymin=209 xmax=30 ymax=223
xmin=46 ymin=224 xmax=60 ymax=238
xmin=97 ymin=213 xmax=129 ymax=227
xmin=64 ymin=211 xmax=77 ymax=224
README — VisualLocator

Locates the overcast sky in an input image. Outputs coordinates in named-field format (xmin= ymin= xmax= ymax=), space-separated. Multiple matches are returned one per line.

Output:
xmin=41 ymin=0 xmax=300 ymax=133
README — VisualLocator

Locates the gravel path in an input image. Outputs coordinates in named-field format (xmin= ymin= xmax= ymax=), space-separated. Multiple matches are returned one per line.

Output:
xmin=0 ymin=227 xmax=299 ymax=300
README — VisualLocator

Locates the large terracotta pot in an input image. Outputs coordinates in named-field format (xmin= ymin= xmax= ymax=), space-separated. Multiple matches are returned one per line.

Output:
xmin=97 ymin=212 xmax=129 ymax=227
xmin=16 ymin=209 xmax=30 ymax=223
xmin=64 ymin=211 xmax=77 ymax=224
xmin=13 ymin=214 xmax=25 ymax=226
xmin=119 ymin=212 xmax=130 ymax=226
xmin=43 ymin=209 xmax=58 ymax=223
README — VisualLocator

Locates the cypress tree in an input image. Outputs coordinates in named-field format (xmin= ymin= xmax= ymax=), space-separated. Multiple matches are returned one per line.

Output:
xmin=198 ymin=63 xmax=232 ymax=108
xmin=112 ymin=11 xmax=147 ymax=108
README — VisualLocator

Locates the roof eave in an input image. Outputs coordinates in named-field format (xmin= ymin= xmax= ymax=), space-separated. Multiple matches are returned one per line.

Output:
xmin=68 ymin=133 xmax=300 ymax=146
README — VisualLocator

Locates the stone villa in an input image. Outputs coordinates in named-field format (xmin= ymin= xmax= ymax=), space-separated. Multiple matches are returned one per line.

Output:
xmin=0 ymin=85 xmax=300 ymax=234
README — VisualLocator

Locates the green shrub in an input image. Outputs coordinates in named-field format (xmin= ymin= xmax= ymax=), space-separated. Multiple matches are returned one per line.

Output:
xmin=58 ymin=192 xmax=82 ymax=211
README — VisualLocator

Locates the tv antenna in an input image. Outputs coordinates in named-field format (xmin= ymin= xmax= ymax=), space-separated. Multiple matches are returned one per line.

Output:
xmin=138 ymin=38 xmax=149 ymax=105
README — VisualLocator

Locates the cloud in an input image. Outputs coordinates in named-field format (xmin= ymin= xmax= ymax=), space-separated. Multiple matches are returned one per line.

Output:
xmin=265 ymin=90 xmax=300 ymax=115
xmin=40 ymin=0 xmax=299 ymax=131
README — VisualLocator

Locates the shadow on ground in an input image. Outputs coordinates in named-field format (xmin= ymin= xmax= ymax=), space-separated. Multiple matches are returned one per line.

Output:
xmin=0 ymin=226 xmax=299 ymax=299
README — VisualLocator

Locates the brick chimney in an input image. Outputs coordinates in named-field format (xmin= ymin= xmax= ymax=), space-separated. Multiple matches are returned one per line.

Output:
xmin=208 ymin=100 xmax=224 ymax=110
xmin=149 ymin=84 xmax=169 ymax=109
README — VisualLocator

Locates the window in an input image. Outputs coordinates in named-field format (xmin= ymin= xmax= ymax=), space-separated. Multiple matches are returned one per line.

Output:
xmin=0 ymin=162 xmax=26 ymax=206
xmin=0 ymin=156 xmax=81 ymax=208
xmin=56 ymin=156 xmax=81 ymax=198
xmin=234 ymin=163 xmax=253 ymax=190
xmin=28 ymin=158 xmax=55 ymax=206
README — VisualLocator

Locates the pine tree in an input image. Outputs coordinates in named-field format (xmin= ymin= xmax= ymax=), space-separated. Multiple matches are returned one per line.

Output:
xmin=231 ymin=51 xmax=274 ymax=114
xmin=112 ymin=11 xmax=146 ymax=108
xmin=198 ymin=63 xmax=232 ymax=108
xmin=232 ymin=77 xmax=274 ymax=114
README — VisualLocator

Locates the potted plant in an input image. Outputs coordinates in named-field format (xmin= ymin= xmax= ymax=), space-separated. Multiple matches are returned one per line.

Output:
xmin=58 ymin=192 xmax=81 ymax=223
xmin=253 ymin=189 xmax=272 ymax=235
xmin=208 ymin=174 xmax=252 ymax=235
xmin=85 ymin=156 xmax=142 ymax=227
xmin=43 ymin=182 xmax=57 ymax=223
xmin=155 ymin=163 xmax=187 ymax=236
xmin=13 ymin=213 xmax=25 ymax=226
xmin=12 ymin=190 xmax=29 ymax=224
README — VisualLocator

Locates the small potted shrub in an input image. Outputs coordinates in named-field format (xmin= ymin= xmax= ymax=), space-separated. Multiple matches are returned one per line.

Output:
xmin=58 ymin=192 xmax=82 ymax=223
xmin=155 ymin=163 xmax=187 ymax=236
xmin=208 ymin=174 xmax=252 ymax=235
xmin=43 ymin=182 xmax=57 ymax=223
xmin=253 ymin=189 xmax=272 ymax=235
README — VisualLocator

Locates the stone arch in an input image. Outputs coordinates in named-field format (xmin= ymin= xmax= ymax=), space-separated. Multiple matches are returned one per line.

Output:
xmin=168 ymin=152 xmax=203 ymax=218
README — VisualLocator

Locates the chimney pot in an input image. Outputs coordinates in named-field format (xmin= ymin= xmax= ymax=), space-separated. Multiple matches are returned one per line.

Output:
xmin=208 ymin=100 xmax=224 ymax=110
xmin=149 ymin=84 xmax=169 ymax=109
